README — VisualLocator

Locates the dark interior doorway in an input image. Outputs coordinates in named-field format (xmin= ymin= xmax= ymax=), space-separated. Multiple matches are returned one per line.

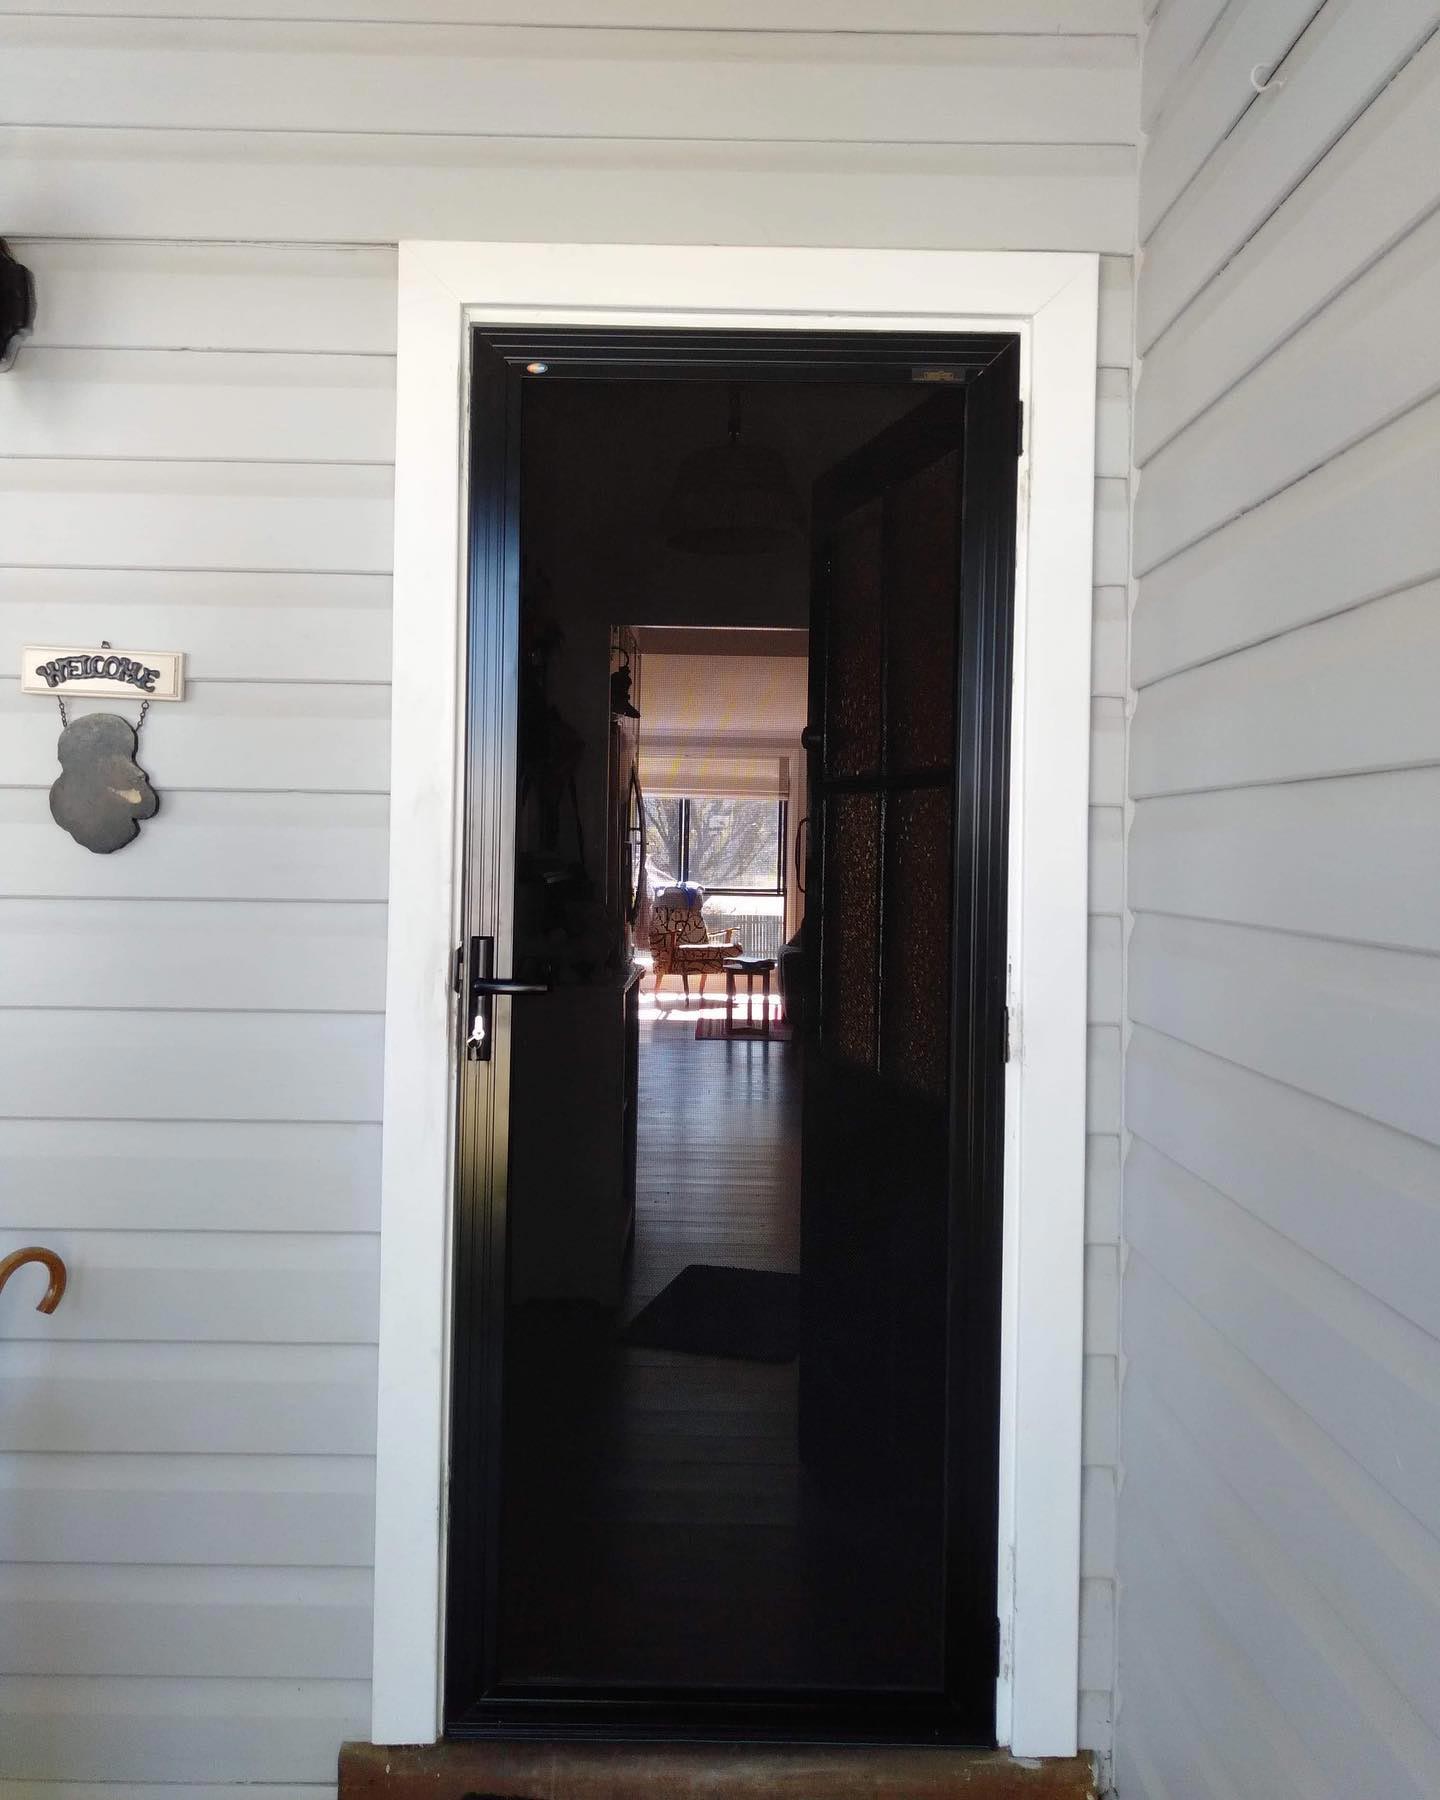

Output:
xmin=447 ymin=329 xmax=1019 ymax=1745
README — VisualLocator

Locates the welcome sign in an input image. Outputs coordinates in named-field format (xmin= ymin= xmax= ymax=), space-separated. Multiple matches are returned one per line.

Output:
xmin=21 ymin=645 xmax=186 ymax=702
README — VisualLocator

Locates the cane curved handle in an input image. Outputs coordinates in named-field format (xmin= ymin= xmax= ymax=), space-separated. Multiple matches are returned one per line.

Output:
xmin=0 ymin=1247 xmax=67 ymax=1314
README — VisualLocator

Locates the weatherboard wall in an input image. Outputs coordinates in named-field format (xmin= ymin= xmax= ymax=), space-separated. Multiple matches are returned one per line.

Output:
xmin=1117 ymin=4 xmax=1440 ymax=1795
xmin=0 ymin=5 xmax=1136 ymax=1789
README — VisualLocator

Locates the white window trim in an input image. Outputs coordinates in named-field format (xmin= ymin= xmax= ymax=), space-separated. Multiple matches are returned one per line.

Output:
xmin=376 ymin=241 xmax=1097 ymax=1759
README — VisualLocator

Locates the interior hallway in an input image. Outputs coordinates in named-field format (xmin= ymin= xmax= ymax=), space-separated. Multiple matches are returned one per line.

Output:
xmin=499 ymin=1004 xmax=805 ymax=1689
xmin=500 ymin=987 xmax=940 ymax=1693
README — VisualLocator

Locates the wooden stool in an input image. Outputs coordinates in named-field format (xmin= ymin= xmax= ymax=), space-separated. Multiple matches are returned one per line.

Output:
xmin=724 ymin=957 xmax=776 ymax=1039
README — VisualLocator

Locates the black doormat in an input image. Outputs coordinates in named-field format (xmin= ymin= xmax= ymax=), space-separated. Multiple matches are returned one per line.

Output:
xmin=622 ymin=1264 xmax=801 ymax=1363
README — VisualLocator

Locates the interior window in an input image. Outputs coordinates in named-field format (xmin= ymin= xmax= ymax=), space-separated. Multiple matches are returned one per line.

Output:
xmin=686 ymin=797 xmax=783 ymax=893
xmin=643 ymin=795 xmax=784 ymax=895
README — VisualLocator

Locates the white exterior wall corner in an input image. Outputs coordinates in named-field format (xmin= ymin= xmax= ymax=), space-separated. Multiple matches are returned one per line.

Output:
xmin=0 ymin=6 xmax=1137 ymax=1791
xmin=1118 ymin=2 xmax=1440 ymax=1797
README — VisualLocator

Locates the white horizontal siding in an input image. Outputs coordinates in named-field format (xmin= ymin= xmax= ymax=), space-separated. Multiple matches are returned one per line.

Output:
xmin=1089 ymin=917 xmax=1123 ymax=1026
xmin=1114 ymin=1646 xmax=1250 ymax=1800
xmin=1086 ymin=1133 xmax=1121 ymax=1246
xmin=0 ymin=1789 xmax=324 ymax=1800
xmin=1092 ymin=585 xmax=1127 ymax=695
xmin=0 ymin=200 xmax=386 ymax=1792
xmin=1137 ymin=0 xmax=1440 ymax=351
xmin=1089 ymin=803 xmax=1124 ymax=915
xmin=0 ymin=1677 xmax=369 ymax=1785
xmin=1096 ymin=373 xmax=1131 ymax=480
xmin=1123 ymin=1252 xmax=1440 ymax=1741
xmin=0 ymin=1343 xmax=377 ymax=1456
xmin=0 ymin=0 xmax=1140 ymax=23
xmin=1130 ymin=579 xmax=1440 ymax=797
xmin=0 ymin=1454 xmax=375 ymax=1566
xmin=1137 ymin=0 xmax=1320 ymax=240
xmin=17 ymin=242 xmax=398 ymax=357
xmin=1 ymin=681 xmax=391 ymax=792
xmin=1127 ymin=1027 xmax=1440 ymax=1341
xmin=1083 ymin=420 xmax=1128 ymax=1781
xmin=1129 ymin=768 xmax=1440 ymax=954
xmin=0 ymin=900 xmax=388 ymax=1012
xmin=0 ymin=1012 xmax=384 ymax=1122
xmin=6 ymin=349 xmax=395 ymax=464
xmin=3 ymin=133 xmax=1138 ymax=254
xmin=1132 ymin=389 xmax=1440 ymax=684
xmin=0 ymin=21 xmax=1137 ymax=144
xmin=1089 ymin=697 xmax=1126 ymax=804
xmin=0 ymin=1231 xmax=377 ymax=1343
xmin=1118 ymin=1501 xmax=1334 ymax=1800
xmin=1135 ymin=200 xmax=1440 ymax=574
xmin=1092 ymin=476 xmax=1131 ymax=584
xmin=1121 ymin=8 xmax=1440 ymax=1794
xmin=1138 ymin=0 xmax=1227 ymax=131
xmin=0 ymin=8 xmax=1136 ymax=1787
xmin=1128 ymin=914 xmax=1439 ymax=1149
xmin=1083 ymin=1352 xmax=1118 ymax=1467
xmin=1135 ymin=26 xmax=1440 ymax=462
xmin=0 ymin=1121 xmax=380 ymax=1235
xmin=0 ymin=568 xmax=392 ymax=685
xmin=0 ymin=792 xmax=389 ymax=902
xmin=1089 ymin=1027 xmax=1121 ymax=1134
xmin=1121 ymin=1368 xmax=1435 ymax=1800
xmin=0 ymin=460 xmax=394 ymax=572
xmin=0 ymin=1565 xmax=373 ymax=1679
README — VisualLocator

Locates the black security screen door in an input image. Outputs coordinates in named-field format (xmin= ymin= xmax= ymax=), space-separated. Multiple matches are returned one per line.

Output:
xmin=447 ymin=327 xmax=1019 ymax=1745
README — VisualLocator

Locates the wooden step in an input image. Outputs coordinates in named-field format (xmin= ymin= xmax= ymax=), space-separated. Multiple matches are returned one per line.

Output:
xmin=339 ymin=1740 xmax=1096 ymax=1800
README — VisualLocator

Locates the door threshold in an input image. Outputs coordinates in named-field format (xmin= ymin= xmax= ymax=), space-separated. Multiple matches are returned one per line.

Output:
xmin=339 ymin=1739 xmax=1095 ymax=1799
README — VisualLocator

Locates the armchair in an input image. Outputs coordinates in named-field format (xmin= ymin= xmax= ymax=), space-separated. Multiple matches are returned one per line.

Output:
xmin=648 ymin=883 xmax=743 ymax=998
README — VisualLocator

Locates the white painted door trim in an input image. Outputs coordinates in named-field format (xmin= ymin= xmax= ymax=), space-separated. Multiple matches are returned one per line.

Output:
xmin=375 ymin=241 xmax=1097 ymax=1759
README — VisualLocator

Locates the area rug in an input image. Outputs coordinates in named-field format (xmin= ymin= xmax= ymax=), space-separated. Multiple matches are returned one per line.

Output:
xmin=622 ymin=1263 xmax=802 ymax=1362
xmin=694 ymin=1012 xmax=793 ymax=1042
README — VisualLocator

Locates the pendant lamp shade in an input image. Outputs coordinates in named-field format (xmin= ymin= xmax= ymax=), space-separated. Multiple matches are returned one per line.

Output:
xmin=662 ymin=386 xmax=803 ymax=555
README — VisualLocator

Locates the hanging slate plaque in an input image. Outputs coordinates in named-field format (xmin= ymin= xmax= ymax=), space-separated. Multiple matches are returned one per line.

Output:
xmin=50 ymin=713 xmax=159 ymax=854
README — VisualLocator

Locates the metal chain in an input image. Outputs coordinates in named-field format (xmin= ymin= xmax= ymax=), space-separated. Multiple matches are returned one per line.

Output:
xmin=56 ymin=695 xmax=150 ymax=735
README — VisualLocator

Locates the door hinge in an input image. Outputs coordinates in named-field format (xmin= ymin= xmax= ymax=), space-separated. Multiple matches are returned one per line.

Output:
xmin=1005 ymin=1004 xmax=1021 ymax=1063
xmin=992 ymin=1615 xmax=1003 ymax=1678
xmin=1015 ymin=399 xmax=1025 ymax=458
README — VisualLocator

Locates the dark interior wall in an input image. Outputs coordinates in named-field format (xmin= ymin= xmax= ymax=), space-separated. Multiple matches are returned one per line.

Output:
xmin=519 ymin=378 xmax=924 ymax=902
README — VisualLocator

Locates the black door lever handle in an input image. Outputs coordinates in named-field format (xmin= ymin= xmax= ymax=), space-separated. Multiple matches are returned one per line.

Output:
xmin=463 ymin=936 xmax=549 ymax=1060
xmin=471 ymin=977 xmax=550 ymax=997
